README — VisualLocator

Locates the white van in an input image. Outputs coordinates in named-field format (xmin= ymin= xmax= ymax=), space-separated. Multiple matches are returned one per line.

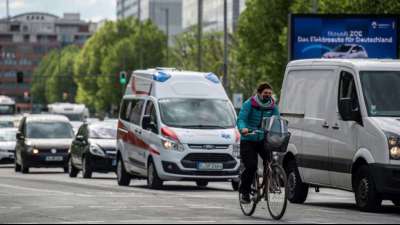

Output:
xmin=48 ymin=103 xmax=90 ymax=133
xmin=116 ymin=68 xmax=240 ymax=189
xmin=279 ymin=59 xmax=400 ymax=212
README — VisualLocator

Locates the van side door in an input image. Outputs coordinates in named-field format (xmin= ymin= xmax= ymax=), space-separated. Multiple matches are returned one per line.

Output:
xmin=299 ymin=68 xmax=337 ymax=186
xmin=118 ymin=99 xmax=134 ymax=172
xmin=141 ymin=99 xmax=161 ymax=170
xmin=329 ymin=70 xmax=362 ymax=190
xmin=127 ymin=98 xmax=147 ymax=175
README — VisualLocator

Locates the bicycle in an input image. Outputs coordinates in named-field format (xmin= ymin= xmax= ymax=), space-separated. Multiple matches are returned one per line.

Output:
xmin=239 ymin=129 xmax=288 ymax=221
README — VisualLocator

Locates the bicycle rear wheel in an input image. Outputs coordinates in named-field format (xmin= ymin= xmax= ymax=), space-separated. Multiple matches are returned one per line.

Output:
xmin=266 ymin=164 xmax=288 ymax=220
xmin=239 ymin=173 xmax=259 ymax=216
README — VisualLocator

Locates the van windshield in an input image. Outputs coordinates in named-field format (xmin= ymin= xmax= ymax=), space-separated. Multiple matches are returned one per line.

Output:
xmin=56 ymin=113 xmax=83 ymax=122
xmin=360 ymin=71 xmax=400 ymax=117
xmin=159 ymin=99 xmax=236 ymax=129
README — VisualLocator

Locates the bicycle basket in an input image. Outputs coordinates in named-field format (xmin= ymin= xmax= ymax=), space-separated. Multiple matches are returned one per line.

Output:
xmin=262 ymin=116 xmax=291 ymax=153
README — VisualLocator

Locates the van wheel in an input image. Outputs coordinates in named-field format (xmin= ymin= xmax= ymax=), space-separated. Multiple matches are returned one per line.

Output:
xmin=286 ymin=160 xmax=309 ymax=204
xmin=354 ymin=165 xmax=382 ymax=212
xmin=196 ymin=181 xmax=209 ymax=188
xmin=69 ymin=157 xmax=79 ymax=178
xmin=147 ymin=160 xmax=163 ymax=189
xmin=15 ymin=155 xmax=21 ymax=172
xmin=117 ymin=157 xmax=131 ymax=186
xmin=231 ymin=180 xmax=239 ymax=191
xmin=82 ymin=156 xmax=92 ymax=179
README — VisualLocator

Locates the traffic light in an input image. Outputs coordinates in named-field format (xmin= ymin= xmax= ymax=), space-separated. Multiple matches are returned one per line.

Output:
xmin=16 ymin=71 xmax=24 ymax=83
xmin=119 ymin=71 xmax=127 ymax=85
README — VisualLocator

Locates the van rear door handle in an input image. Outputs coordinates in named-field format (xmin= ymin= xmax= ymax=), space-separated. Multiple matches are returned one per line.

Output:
xmin=322 ymin=122 xmax=330 ymax=129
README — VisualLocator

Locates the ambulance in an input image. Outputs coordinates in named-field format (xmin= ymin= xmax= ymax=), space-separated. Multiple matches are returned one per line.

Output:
xmin=116 ymin=68 xmax=240 ymax=189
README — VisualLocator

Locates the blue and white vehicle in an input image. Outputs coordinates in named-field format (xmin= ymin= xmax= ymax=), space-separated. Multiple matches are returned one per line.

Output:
xmin=117 ymin=68 xmax=240 ymax=189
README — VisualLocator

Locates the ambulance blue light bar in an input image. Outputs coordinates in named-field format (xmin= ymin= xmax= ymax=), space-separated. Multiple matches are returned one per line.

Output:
xmin=153 ymin=71 xmax=171 ymax=82
xmin=205 ymin=73 xmax=220 ymax=84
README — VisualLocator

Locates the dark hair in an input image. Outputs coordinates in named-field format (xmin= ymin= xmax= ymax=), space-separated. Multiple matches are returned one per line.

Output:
xmin=257 ymin=83 xmax=272 ymax=94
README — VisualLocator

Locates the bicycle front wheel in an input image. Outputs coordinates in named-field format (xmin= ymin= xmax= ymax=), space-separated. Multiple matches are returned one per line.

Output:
xmin=239 ymin=173 xmax=259 ymax=216
xmin=266 ymin=164 xmax=288 ymax=220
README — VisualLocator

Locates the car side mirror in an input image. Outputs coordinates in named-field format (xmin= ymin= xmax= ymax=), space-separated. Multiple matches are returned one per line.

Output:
xmin=76 ymin=135 xmax=85 ymax=142
xmin=339 ymin=98 xmax=362 ymax=123
xmin=16 ymin=132 xmax=25 ymax=140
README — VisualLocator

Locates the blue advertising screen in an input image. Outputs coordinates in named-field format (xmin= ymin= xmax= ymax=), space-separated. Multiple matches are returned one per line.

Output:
xmin=290 ymin=15 xmax=398 ymax=60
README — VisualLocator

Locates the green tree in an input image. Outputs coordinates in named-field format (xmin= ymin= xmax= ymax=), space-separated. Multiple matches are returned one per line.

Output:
xmin=234 ymin=0 xmax=292 ymax=98
xmin=74 ymin=18 xmax=166 ymax=113
xmin=170 ymin=27 xmax=238 ymax=94
xmin=31 ymin=51 xmax=56 ymax=105
xmin=31 ymin=45 xmax=79 ymax=105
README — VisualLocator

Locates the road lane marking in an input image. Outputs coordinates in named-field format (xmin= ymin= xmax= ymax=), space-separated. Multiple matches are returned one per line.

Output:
xmin=139 ymin=205 xmax=174 ymax=208
xmin=89 ymin=206 xmax=105 ymax=209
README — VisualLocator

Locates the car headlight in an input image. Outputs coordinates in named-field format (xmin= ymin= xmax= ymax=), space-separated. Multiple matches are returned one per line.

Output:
xmin=90 ymin=145 xmax=106 ymax=157
xmin=385 ymin=132 xmax=400 ymax=160
xmin=233 ymin=144 xmax=240 ymax=158
xmin=162 ymin=139 xmax=185 ymax=152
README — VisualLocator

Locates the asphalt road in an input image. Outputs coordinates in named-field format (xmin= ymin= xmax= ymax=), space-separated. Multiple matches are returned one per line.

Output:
xmin=0 ymin=164 xmax=399 ymax=224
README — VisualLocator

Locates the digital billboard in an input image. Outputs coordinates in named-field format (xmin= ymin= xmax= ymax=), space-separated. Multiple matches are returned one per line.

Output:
xmin=289 ymin=15 xmax=399 ymax=60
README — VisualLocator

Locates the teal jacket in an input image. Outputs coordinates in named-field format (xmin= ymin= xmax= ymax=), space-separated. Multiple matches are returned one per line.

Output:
xmin=237 ymin=97 xmax=280 ymax=142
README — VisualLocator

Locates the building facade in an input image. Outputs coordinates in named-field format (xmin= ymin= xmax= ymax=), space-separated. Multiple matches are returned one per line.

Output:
xmin=117 ymin=0 xmax=182 ymax=45
xmin=182 ymin=0 xmax=246 ymax=32
xmin=0 ymin=12 xmax=96 ymax=111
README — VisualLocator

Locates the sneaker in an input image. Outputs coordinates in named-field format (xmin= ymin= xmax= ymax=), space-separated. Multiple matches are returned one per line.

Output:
xmin=240 ymin=193 xmax=251 ymax=204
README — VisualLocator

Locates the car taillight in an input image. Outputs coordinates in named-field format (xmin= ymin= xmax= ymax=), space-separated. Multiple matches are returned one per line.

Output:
xmin=161 ymin=127 xmax=179 ymax=142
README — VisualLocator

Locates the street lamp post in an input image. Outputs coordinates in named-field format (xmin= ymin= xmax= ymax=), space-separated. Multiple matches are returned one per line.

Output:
xmin=223 ymin=0 xmax=228 ymax=90
xmin=161 ymin=8 xmax=170 ymax=66
xmin=197 ymin=0 xmax=203 ymax=71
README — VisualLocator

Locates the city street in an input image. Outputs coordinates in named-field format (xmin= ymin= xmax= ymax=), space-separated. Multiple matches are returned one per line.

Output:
xmin=0 ymin=164 xmax=399 ymax=224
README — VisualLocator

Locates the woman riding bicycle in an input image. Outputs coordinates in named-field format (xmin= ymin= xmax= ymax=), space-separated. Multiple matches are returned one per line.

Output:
xmin=237 ymin=83 xmax=280 ymax=204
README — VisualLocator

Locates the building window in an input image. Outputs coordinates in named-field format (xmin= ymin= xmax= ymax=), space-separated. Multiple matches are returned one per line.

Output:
xmin=10 ymin=25 xmax=20 ymax=32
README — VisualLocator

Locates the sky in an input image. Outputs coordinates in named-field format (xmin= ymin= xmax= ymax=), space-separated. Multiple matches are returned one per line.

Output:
xmin=0 ymin=0 xmax=116 ymax=22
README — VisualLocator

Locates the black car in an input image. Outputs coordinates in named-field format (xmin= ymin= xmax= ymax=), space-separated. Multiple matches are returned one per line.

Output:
xmin=15 ymin=115 xmax=75 ymax=174
xmin=68 ymin=121 xmax=117 ymax=178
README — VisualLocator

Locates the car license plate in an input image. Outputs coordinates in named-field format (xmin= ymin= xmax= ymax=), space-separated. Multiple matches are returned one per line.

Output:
xmin=112 ymin=159 xmax=117 ymax=166
xmin=197 ymin=162 xmax=223 ymax=171
xmin=46 ymin=156 xmax=63 ymax=162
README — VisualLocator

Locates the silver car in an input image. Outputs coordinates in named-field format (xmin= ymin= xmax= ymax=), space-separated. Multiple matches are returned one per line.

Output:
xmin=0 ymin=128 xmax=17 ymax=162
xmin=323 ymin=44 xmax=368 ymax=59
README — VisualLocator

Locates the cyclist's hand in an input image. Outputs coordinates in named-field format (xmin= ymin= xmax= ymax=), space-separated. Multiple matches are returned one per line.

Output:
xmin=241 ymin=128 xmax=249 ymax=136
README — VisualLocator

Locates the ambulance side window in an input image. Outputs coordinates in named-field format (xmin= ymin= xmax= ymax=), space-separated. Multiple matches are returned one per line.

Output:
xmin=129 ymin=99 xmax=145 ymax=125
xmin=120 ymin=100 xmax=133 ymax=122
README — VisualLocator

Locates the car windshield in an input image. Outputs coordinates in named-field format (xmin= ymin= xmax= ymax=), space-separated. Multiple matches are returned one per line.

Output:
xmin=89 ymin=126 xmax=117 ymax=139
xmin=0 ymin=121 xmax=14 ymax=128
xmin=159 ymin=99 xmax=236 ymax=129
xmin=360 ymin=71 xmax=400 ymax=117
xmin=26 ymin=122 xmax=74 ymax=139
xmin=334 ymin=45 xmax=352 ymax=53
xmin=0 ymin=130 xmax=16 ymax=142
xmin=0 ymin=105 xmax=15 ymax=115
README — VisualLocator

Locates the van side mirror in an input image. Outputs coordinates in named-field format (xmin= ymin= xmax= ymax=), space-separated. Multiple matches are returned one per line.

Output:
xmin=339 ymin=98 xmax=362 ymax=123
